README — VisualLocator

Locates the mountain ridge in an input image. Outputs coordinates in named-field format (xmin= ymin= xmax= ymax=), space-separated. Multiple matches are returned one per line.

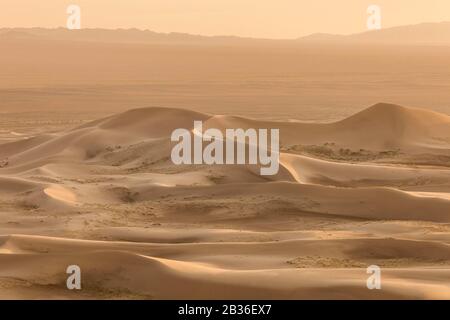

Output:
xmin=2 ymin=21 xmax=450 ymax=45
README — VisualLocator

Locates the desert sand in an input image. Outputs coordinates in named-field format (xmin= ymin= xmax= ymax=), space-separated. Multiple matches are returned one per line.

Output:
xmin=1 ymin=25 xmax=450 ymax=299
xmin=0 ymin=102 xmax=449 ymax=299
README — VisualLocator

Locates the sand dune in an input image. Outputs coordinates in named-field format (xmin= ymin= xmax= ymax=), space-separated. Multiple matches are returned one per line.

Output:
xmin=205 ymin=103 xmax=450 ymax=152
xmin=0 ymin=104 xmax=449 ymax=299
xmin=0 ymin=235 xmax=449 ymax=299
xmin=3 ymin=103 xmax=449 ymax=169
xmin=280 ymin=153 xmax=450 ymax=188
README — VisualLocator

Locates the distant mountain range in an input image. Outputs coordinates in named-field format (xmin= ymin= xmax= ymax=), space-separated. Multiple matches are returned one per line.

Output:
xmin=1 ymin=22 xmax=450 ymax=45
xmin=300 ymin=22 xmax=450 ymax=45
xmin=0 ymin=27 xmax=263 ymax=45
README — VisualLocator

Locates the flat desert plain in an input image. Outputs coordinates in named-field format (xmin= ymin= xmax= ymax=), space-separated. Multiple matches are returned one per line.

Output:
xmin=0 ymin=37 xmax=449 ymax=299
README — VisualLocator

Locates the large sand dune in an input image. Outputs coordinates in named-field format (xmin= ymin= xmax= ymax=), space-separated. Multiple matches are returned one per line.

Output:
xmin=0 ymin=103 xmax=449 ymax=299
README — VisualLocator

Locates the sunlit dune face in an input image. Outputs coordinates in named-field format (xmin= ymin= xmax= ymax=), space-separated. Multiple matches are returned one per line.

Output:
xmin=44 ymin=185 xmax=77 ymax=205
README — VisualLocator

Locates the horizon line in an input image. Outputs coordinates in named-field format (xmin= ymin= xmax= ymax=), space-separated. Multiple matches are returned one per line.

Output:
xmin=1 ymin=20 xmax=450 ymax=41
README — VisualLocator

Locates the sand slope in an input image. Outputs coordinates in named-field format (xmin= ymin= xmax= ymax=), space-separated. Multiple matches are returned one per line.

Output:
xmin=1 ymin=235 xmax=449 ymax=299
xmin=0 ymin=103 xmax=449 ymax=299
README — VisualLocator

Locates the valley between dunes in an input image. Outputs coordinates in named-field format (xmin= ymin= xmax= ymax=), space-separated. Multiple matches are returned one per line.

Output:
xmin=0 ymin=103 xmax=449 ymax=299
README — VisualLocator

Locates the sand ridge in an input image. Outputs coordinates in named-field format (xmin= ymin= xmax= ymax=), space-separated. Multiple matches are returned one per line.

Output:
xmin=0 ymin=103 xmax=449 ymax=299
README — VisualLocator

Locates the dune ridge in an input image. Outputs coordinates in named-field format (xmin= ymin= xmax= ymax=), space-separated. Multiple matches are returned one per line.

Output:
xmin=0 ymin=103 xmax=449 ymax=299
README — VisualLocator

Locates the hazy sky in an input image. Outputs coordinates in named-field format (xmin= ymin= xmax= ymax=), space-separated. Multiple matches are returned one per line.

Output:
xmin=1 ymin=0 xmax=449 ymax=38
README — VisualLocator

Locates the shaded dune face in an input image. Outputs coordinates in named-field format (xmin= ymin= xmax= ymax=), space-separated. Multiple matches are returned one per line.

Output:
xmin=0 ymin=103 xmax=449 ymax=299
